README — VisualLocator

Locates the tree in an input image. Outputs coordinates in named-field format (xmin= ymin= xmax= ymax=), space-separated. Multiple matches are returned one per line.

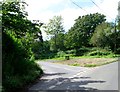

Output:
xmin=115 ymin=19 xmax=120 ymax=53
xmin=2 ymin=1 xmax=43 ymax=91
xmin=49 ymin=33 xmax=65 ymax=51
xmin=90 ymin=21 xmax=120 ymax=53
xmin=90 ymin=22 xmax=113 ymax=49
xmin=44 ymin=15 xmax=65 ymax=51
xmin=65 ymin=13 xmax=106 ymax=49
xmin=64 ymin=29 xmax=83 ymax=50
xmin=2 ymin=1 xmax=43 ymax=44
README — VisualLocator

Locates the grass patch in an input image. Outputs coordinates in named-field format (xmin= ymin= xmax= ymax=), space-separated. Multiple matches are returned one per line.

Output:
xmin=36 ymin=47 xmax=119 ymax=68
xmin=36 ymin=47 xmax=120 ymax=62
xmin=36 ymin=57 xmax=65 ymax=62
xmin=84 ymin=59 xmax=118 ymax=67
xmin=101 ymin=60 xmax=118 ymax=66
xmin=53 ymin=57 xmax=118 ymax=67
xmin=70 ymin=63 xmax=80 ymax=66
xmin=84 ymin=64 xmax=97 ymax=67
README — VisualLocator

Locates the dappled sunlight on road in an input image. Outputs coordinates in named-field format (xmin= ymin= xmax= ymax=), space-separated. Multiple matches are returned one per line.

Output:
xmin=29 ymin=61 xmax=118 ymax=91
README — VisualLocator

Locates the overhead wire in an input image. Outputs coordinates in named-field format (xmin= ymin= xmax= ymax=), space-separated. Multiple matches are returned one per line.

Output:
xmin=90 ymin=0 xmax=114 ymax=21
xmin=69 ymin=0 xmax=115 ymax=22
xmin=69 ymin=0 xmax=88 ymax=14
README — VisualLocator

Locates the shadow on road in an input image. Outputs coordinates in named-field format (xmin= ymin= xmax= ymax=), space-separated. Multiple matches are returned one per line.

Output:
xmin=29 ymin=72 xmax=106 ymax=92
xmin=43 ymin=73 xmax=66 ymax=76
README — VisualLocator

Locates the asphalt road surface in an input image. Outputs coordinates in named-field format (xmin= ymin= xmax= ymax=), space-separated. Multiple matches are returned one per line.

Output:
xmin=28 ymin=61 xmax=118 ymax=92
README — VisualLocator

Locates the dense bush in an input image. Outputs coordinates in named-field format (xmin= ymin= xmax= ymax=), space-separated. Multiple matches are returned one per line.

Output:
xmin=116 ymin=48 xmax=120 ymax=54
xmin=65 ymin=48 xmax=90 ymax=56
xmin=56 ymin=51 xmax=66 ymax=57
xmin=85 ymin=48 xmax=115 ymax=57
xmin=35 ymin=52 xmax=57 ymax=59
xmin=2 ymin=1 xmax=44 ymax=92
xmin=2 ymin=32 xmax=43 ymax=92
xmin=65 ymin=49 xmax=76 ymax=55
xmin=76 ymin=47 xmax=90 ymax=56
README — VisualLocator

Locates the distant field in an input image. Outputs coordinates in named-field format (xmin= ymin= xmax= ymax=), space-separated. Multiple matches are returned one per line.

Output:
xmin=53 ymin=58 xmax=118 ymax=67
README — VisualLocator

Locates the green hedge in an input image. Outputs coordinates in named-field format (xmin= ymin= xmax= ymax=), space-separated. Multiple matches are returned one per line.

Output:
xmin=2 ymin=32 xmax=43 ymax=92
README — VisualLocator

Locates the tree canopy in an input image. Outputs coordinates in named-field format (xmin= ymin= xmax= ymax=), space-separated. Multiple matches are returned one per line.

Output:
xmin=64 ymin=13 xmax=106 ymax=49
xmin=2 ymin=1 xmax=43 ymax=91
xmin=90 ymin=22 xmax=113 ymax=48
xmin=44 ymin=15 xmax=65 ymax=51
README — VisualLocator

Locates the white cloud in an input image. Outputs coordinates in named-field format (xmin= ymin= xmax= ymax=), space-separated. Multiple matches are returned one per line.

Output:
xmin=101 ymin=0 xmax=119 ymax=21
xmin=25 ymin=0 xmax=120 ymax=40
xmin=58 ymin=8 xmax=86 ymax=31
xmin=86 ymin=0 xmax=119 ymax=21
xmin=25 ymin=0 xmax=64 ymax=10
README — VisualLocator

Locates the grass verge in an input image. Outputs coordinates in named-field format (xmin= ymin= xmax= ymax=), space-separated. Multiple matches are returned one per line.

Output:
xmin=52 ymin=57 xmax=118 ymax=67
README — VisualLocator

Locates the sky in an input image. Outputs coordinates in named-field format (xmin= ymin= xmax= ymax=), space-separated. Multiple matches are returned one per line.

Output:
xmin=24 ymin=0 xmax=120 ymax=40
